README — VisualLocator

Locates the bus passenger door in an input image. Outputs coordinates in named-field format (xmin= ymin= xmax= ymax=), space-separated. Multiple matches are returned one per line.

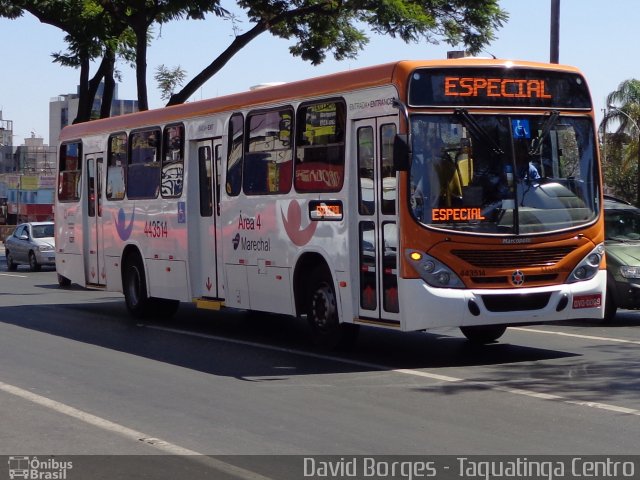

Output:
xmin=85 ymin=155 xmax=106 ymax=286
xmin=195 ymin=138 xmax=223 ymax=298
xmin=354 ymin=117 xmax=400 ymax=326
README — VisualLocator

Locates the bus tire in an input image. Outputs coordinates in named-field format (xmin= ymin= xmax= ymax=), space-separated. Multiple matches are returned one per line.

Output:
xmin=306 ymin=268 xmax=359 ymax=350
xmin=460 ymin=324 xmax=507 ymax=344
xmin=123 ymin=254 xmax=151 ymax=319
xmin=57 ymin=274 xmax=72 ymax=288
xmin=603 ymin=287 xmax=617 ymax=323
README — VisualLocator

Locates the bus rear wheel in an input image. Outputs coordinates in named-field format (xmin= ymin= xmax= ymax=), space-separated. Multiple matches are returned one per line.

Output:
xmin=123 ymin=254 xmax=180 ymax=320
xmin=460 ymin=325 xmax=507 ymax=344
xmin=123 ymin=255 xmax=151 ymax=319
xmin=306 ymin=268 xmax=359 ymax=350
xmin=57 ymin=274 xmax=72 ymax=288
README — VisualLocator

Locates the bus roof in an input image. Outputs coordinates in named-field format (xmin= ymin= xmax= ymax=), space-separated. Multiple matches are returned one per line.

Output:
xmin=59 ymin=58 xmax=584 ymax=143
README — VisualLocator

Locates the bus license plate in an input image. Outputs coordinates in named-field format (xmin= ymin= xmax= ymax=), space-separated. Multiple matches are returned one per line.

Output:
xmin=572 ymin=294 xmax=602 ymax=309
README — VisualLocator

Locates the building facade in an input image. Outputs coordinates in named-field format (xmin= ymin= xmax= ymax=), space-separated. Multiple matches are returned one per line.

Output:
xmin=1 ymin=84 xmax=138 ymax=225
xmin=49 ymin=83 xmax=139 ymax=146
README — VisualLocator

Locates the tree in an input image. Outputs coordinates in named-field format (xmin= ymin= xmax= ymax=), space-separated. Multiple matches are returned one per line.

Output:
xmin=167 ymin=0 xmax=508 ymax=105
xmin=0 ymin=0 xmax=130 ymax=123
xmin=2 ymin=0 xmax=508 ymax=120
xmin=97 ymin=1 xmax=229 ymax=111
xmin=0 ymin=1 xmax=227 ymax=116
xmin=601 ymin=79 xmax=640 ymax=206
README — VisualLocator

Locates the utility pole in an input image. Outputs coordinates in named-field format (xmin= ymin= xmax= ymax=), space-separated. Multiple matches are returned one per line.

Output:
xmin=550 ymin=0 xmax=560 ymax=63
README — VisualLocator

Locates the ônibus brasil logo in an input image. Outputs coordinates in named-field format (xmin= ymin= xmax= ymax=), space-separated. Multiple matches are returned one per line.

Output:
xmin=8 ymin=456 xmax=73 ymax=479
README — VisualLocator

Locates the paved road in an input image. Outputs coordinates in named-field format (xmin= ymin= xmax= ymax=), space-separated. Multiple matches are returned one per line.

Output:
xmin=1 ymin=256 xmax=639 ymax=478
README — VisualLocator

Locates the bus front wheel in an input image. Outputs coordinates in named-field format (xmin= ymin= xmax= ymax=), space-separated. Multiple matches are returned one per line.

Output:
xmin=460 ymin=325 xmax=507 ymax=344
xmin=306 ymin=268 xmax=359 ymax=350
xmin=603 ymin=287 xmax=617 ymax=323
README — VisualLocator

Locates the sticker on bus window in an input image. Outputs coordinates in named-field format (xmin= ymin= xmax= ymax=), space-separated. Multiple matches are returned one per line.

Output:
xmin=309 ymin=200 xmax=343 ymax=221
xmin=431 ymin=207 xmax=486 ymax=222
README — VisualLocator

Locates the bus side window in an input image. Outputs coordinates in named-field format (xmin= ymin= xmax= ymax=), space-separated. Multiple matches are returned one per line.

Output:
xmin=357 ymin=126 xmax=374 ymax=215
xmin=162 ymin=124 xmax=184 ymax=198
xmin=226 ymin=113 xmax=244 ymax=196
xmin=107 ymin=133 xmax=127 ymax=201
xmin=294 ymin=100 xmax=345 ymax=192
xmin=380 ymin=123 xmax=397 ymax=215
xmin=58 ymin=141 xmax=82 ymax=202
xmin=245 ymin=108 xmax=293 ymax=195
xmin=128 ymin=128 xmax=161 ymax=199
xmin=199 ymin=146 xmax=213 ymax=217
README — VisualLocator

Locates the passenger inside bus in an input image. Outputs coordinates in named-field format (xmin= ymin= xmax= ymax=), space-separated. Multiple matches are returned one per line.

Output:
xmin=411 ymin=128 xmax=464 ymax=217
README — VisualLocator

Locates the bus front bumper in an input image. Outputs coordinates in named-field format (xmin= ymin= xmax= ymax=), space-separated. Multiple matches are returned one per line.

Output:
xmin=399 ymin=270 xmax=606 ymax=332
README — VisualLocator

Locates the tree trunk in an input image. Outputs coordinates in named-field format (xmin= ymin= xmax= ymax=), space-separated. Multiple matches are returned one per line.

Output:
xmin=73 ymin=55 xmax=91 ymax=124
xmin=135 ymin=27 xmax=149 ymax=111
xmin=167 ymin=23 xmax=267 ymax=106
xmin=100 ymin=49 xmax=116 ymax=118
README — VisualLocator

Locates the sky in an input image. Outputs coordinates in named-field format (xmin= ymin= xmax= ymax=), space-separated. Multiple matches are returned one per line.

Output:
xmin=0 ymin=0 xmax=637 ymax=145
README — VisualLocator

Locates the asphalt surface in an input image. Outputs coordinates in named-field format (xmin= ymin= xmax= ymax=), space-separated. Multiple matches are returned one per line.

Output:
xmin=1 ymin=250 xmax=639 ymax=479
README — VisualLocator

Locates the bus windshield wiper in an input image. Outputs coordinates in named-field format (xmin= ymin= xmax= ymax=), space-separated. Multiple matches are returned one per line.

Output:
xmin=529 ymin=110 xmax=560 ymax=155
xmin=455 ymin=109 xmax=504 ymax=156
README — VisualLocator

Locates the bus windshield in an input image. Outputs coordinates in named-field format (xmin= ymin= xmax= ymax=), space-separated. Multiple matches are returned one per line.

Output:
xmin=409 ymin=113 xmax=599 ymax=234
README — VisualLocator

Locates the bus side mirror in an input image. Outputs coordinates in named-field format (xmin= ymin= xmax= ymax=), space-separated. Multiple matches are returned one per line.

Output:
xmin=393 ymin=134 xmax=411 ymax=172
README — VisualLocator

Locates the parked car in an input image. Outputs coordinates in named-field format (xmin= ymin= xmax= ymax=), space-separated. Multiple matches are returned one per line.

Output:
xmin=603 ymin=196 xmax=640 ymax=321
xmin=5 ymin=221 xmax=56 ymax=272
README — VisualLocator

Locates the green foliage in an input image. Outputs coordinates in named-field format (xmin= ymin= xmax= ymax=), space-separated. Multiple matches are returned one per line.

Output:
xmin=155 ymin=65 xmax=188 ymax=102
xmin=2 ymin=0 xmax=508 ymax=115
xmin=240 ymin=0 xmax=507 ymax=66
xmin=601 ymin=79 xmax=640 ymax=206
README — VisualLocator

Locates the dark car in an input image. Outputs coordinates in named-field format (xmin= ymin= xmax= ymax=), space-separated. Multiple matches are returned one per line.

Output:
xmin=4 ymin=221 xmax=56 ymax=272
xmin=603 ymin=197 xmax=640 ymax=321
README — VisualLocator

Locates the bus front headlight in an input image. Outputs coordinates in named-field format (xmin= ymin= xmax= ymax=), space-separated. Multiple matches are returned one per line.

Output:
xmin=567 ymin=243 xmax=605 ymax=283
xmin=405 ymin=250 xmax=464 ymax=288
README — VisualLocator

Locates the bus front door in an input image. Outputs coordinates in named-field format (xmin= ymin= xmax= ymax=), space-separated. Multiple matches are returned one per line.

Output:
xmin=85 ymin=155 xmax=106 ymax=286
xmin=354 ymin=117 xmax=400 ymax=326
xmin=193 ymin=138 xmax=223 ymax=299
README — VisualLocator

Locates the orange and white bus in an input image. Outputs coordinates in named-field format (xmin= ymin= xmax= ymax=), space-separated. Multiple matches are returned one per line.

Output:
xmin=55 ymin=58 xmax=606 ymax=347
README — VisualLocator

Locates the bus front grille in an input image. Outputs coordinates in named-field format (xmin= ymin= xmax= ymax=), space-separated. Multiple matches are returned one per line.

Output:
xmin=471 ymin=274 xmax=559 ymax=285
xmin=452 ymin=246 xmax=576 ymax=268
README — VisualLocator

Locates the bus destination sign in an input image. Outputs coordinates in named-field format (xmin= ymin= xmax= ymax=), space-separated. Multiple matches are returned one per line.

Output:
xmin=409 ymin=67 xmax=592 ymax=109
xmin=444 ymin=77 xmax=551 ymax=100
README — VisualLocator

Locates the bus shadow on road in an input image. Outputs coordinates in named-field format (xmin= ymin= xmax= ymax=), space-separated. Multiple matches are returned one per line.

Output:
xmin=0 ymin=299 xmax=581 ymax=381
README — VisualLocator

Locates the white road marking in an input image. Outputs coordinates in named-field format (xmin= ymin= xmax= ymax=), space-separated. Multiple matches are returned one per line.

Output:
xmin=510 ymin=326 xmax=640 ymax=345
xmin=0 ymin=273 xmax=28 ymax=278
xmin=0 ymin=380 xmax=273 ymax=480
xmin=148 ymin=324 xmax=640 ymax=417
xmin=0 ymin=380 xmax=200 ymax=455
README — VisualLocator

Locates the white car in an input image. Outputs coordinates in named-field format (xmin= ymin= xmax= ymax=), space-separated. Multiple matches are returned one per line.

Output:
xmin=5 ymin=222 xmax=56 ymax=271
